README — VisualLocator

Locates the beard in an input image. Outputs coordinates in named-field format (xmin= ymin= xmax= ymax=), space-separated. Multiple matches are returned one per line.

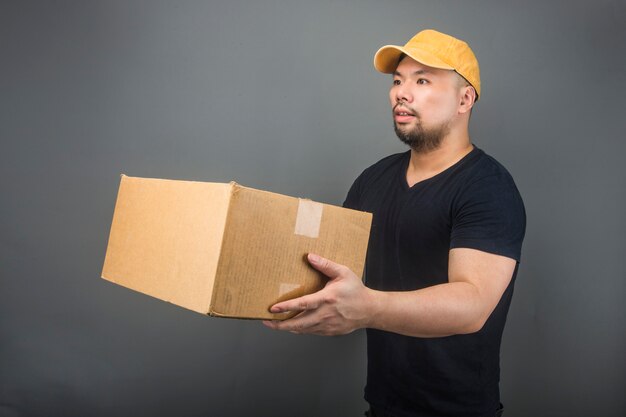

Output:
xmin=393 ymin=106 xmax=450 ymax=153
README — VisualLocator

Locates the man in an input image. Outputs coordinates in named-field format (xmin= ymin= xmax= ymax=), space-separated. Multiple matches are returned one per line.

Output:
xmin=263 ymin=29 xmax=526 ymax=417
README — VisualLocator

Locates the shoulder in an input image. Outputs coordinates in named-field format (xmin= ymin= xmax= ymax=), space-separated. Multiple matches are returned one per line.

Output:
xmin=450 ymin=148 xmax=526 ymax=260
xmin=457 ymin=148 xmax=524 ymax=203
xmin=447 ymin=148 xmax=524 ymax=211
xmin=459 ymin=148 xmax=518 ymax=188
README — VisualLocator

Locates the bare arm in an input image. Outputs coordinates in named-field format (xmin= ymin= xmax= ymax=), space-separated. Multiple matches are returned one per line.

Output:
xmin=263 ymin=249 xmax=516 ymax=337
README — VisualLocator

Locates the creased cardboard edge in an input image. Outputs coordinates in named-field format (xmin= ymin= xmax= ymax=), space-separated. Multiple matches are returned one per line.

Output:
xmin=207 ymin=181 xmax=238 ymax=317
xmin=100 ymin=173 xmax=128 ymax=284
xmin=219 ymin=183 xmax=372 ymax=222
xmin=358 ymin=211 xmax=373 ymax=280
xmin=208 ymin=310 xmax=298 ymax=321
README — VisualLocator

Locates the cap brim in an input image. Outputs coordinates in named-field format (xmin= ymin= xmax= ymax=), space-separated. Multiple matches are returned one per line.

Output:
xmin=374 ymin=45 xmax=455 ymax=74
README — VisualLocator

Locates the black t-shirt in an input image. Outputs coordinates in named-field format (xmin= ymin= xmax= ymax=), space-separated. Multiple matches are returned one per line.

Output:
xmin=343 ymin=146 xmax=526 ymax=417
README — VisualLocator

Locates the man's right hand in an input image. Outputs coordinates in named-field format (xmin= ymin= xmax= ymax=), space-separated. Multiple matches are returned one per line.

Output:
xmin=262 ymin=253 xmax=376 ymax=336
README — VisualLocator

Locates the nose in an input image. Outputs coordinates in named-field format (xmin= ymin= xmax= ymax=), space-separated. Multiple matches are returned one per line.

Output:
xmin=394 ymin=83 xmax=413 ymax=104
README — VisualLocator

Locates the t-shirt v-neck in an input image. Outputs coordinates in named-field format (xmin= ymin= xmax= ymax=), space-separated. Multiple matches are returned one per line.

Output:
xmin=398 ymin=146 xmax=481 ymax=191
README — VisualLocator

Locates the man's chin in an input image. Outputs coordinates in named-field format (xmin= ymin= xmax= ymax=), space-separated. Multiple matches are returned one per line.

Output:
xmin=394 ymin=130 xmax=445 ymax=153
xmin=393 ymin=124 xmax=417 ymax=144
xmin=393 ymin=124 xmax=415 ymax=140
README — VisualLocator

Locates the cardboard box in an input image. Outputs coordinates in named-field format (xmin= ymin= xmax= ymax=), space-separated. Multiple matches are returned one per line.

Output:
xmin=101 ymin=175 xmax=372 ymax=320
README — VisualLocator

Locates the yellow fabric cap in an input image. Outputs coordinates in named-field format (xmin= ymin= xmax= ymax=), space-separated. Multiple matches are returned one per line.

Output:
xmin=374 ymin=29 xmax=481 ymax=100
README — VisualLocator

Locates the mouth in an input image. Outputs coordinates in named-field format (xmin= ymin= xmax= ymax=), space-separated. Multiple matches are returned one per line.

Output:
xmin=394 ymin=107 xmax=417 ymax=123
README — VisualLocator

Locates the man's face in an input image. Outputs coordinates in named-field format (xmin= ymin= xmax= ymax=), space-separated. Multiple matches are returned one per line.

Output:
xmin=389 ymin=56 xmax=464 ymax=152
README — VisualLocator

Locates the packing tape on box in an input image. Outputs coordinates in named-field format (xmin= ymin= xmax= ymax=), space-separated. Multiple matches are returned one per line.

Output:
xmin=294 ymin=199 xmax=323 ymax=238
xmin=279 ymin=282 xmax=301 ymax=297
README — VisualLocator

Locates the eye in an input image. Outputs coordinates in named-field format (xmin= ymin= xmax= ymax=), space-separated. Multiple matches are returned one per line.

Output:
xmin=393 ymin=79 xmax=401 ymax=86
xmin=417 ymin=78 xmax=429 ymax=85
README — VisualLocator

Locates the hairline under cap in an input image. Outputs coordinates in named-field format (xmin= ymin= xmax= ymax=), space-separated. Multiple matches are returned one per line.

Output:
xmin=373 ymin=29 xmax=481 ymax=99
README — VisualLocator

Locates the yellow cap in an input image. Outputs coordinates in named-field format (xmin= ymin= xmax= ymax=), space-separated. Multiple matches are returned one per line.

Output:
xmin=374 ymin=29 xmax=481 ymax=100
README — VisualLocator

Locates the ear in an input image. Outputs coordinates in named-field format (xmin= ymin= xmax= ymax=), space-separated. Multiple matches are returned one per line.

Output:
xmin=458 ymin=86 xmax=476 ymax=115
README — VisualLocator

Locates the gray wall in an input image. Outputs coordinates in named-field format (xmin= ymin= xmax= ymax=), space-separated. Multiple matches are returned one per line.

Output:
xmin=1 ymin=1 xmax=624 ymax=416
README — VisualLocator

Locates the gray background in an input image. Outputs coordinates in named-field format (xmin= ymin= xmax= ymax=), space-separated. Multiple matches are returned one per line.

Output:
xmin=1 ymin=1 xmax=624 ymax=416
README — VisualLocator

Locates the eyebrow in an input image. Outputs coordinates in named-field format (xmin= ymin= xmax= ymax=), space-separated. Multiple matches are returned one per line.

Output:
xmin=393 ymin=69 xmax=432 ymax=77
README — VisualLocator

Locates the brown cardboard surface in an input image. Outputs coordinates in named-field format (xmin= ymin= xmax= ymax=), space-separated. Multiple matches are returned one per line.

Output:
xmin=101 ymin=175 xmax=372 ymax=320
xmin=101 ymin=175 xmax=232 ymax=314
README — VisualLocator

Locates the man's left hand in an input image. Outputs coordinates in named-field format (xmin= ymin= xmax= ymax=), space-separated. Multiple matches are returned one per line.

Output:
xmin=262 ymin=253 xmax=373 ymax=336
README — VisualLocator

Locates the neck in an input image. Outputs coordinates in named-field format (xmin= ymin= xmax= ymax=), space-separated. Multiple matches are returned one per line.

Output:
xmin=406 ymin=130 xmax=473 ymax=187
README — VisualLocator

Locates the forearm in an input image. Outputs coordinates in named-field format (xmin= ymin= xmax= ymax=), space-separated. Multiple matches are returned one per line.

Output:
xmin=264 ymin=251 xmax=512 ymax=337
xmin=365 ymin=282 xmax=487 ymax=338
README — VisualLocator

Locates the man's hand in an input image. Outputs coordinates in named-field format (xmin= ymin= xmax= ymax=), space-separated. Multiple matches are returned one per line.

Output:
xmin=262 ymin=253 xmax=374 ymax=336
xmin=263 ymin=248 xmax=516 ymax=338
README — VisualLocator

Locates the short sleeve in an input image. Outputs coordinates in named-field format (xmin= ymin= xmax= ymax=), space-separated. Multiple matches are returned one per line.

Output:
xmin=450 ymin=173 xmax=526 ymax=262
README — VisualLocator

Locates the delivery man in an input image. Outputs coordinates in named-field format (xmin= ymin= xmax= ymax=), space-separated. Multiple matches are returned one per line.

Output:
xmin=264 ymin=29 xmax=526 ymax=417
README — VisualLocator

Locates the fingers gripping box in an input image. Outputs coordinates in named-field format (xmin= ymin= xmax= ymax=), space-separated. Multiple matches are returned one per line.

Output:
xmin=101 ymin=175 xmax=372 ymax=320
